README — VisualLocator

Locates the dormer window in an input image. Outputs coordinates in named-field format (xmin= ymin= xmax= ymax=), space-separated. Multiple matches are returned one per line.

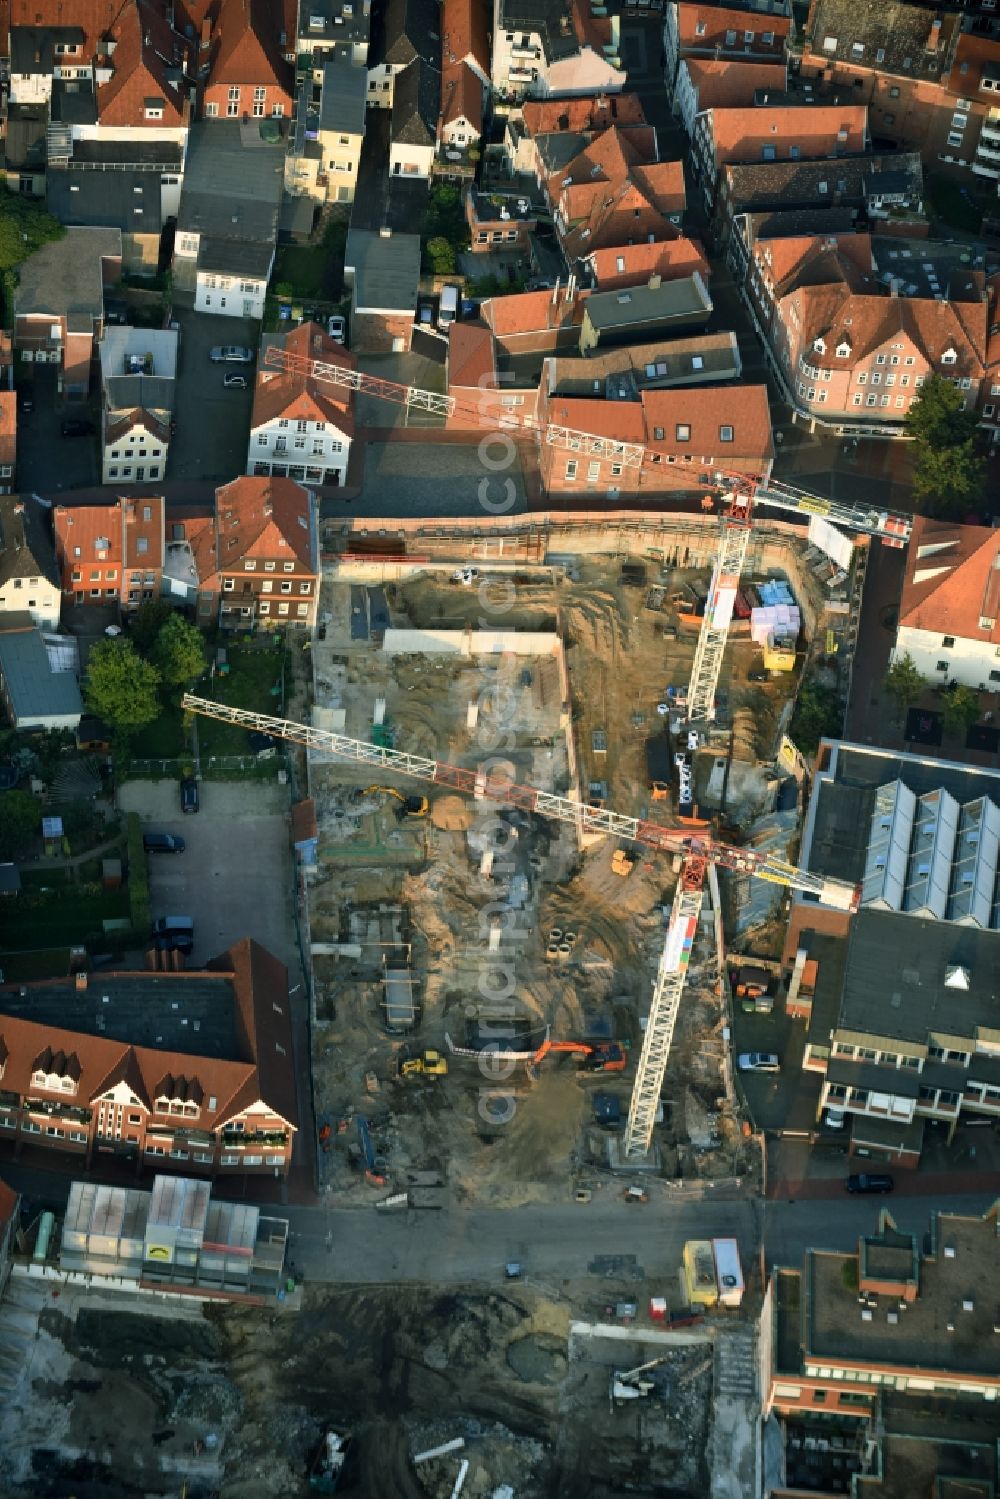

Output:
xmin=836 ymin=340 xmax=851 ymax=358
xmin=941 ymin=348 xmax=957 ymax=365
xmin=812 ymin=337 xmax=826 ymax=355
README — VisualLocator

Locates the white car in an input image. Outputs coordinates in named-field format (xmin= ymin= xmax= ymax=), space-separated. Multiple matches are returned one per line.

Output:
xmin=209 ymin=345 xmax=254 ymax=364
xmin=737 ymin=1052 xmax=780 ymax=1073
xmin=451 ymin=567 xmax=480 ymax=585
xmin=327 ymin=314 xmax=346 ymax=344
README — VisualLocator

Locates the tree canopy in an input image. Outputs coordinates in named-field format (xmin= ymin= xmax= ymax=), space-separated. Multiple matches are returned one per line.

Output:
xmin=906 ymin=375 xmax=986 ymax=517
xmin=790 ymin=681 xmax=843 ymax=755
xmin=905 ymin=374 xmax=978 ymax=449
xmin=152 ymin=614 xmax=207 ymax=688
xmin=0 ymin=789 xmax=41 ymax=859
xmin=85 ymin=638 xmax=161 ymax=732
xmin=940 ymin=683 xmax=981 ymax=738
xmin=129 ymin=597 xmax=174 ymax=653
xmin=884 ymin=652 xmax=926 ymax=717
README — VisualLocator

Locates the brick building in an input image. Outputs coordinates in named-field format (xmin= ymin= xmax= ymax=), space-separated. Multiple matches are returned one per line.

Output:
xmin=581 ymin=237 xmax=709 ymax=291
xmin=545 ymin=126 xmax=686 ymax=261
xmin=691 ymin=103 xmax=869 ymax=212
xmin=249 ymin=322 xmax=354 ymax=486
xmin=200 ymin=0 xmax=294 ymax=122
xmin=0 ymin=940 xmax=298 ymax=1182
xmin=663 ymin=0 xmax=792 ymax=101
xmin=212 ymin=475 xmax=320 ymax=630
xmin=53 ymin=497 xmax=165 ymax=615
xmin=14 ymin=228 xmax=121 ymax=401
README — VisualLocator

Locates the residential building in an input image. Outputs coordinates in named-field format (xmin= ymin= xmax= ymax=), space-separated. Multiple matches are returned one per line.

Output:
xmin=54 ymin=498 xmax=166 ymax=615
xmin=745 ymin=230 xmax=995 ymax=436
xmin=579 ymin=272 xmax=713 ymax=352
xmin=541 ymin=332 xmax=741 ymax=398
xmin=212 ymin=475 xmax=320 ymax=630
xmin=0 ymin=940 xmax=299 ymax=1181
xmin=0 ymin=494 xmax=61 ymax=632
xmin=663 ymin=0 xmax=792 ymax=103
xmin=0 ymin=618 xmax=83 ymax=731
xmin=673 ymin=58 xmax=787 ymax=137
xmin=691 ymin=103 xmax=869 ymax=212
xmin=249 ymin=322 xmax=354 ymax=486
xmin=446 ymin=322 xmax=503 ymax=430
xmin=438 ymin=0 xmax=491 ymax=163
xmin=286 ymin=56 xmax=367 ymax=205
xmin=173 ymin=120 xmax=284 ymax=320
xmin=0 ymin=393 xmax=14 ymax=494
xmin=294 ymin=0 xmax=371 ymax=69
xmin=503 ymin=92 xmax=648 ymax=176
xmin=367 ymin=0 xmax=440 ymax=109
xmin=344 ymin=228 xmax=421 ymax=353
xmin=200 ymin=0 xmax=294 ymax=122
xmin=466 ymin=190 xmax=538 ymax=253
xmin=581 ymin=237 xmax=709 ymax=291
xmin=766 ymin=1203 xmax=1000 ymax=1415
xmin=492 ymin=0 xmax=626 ymax=100
xmin=2 ymin=102 xmax=48 ymax=196
xmin=46 ymin=147 xmax=183 ymax=275
xmin=545 ymin=126 xmax=686 ymax=262
xmin=798 ymin=0 xmax=1000 ymax=183
xmin=13 ymin=227 xmax=122 ymax=400
xmin=99 ymin=327 xmax=178 ymax=486
xmin=536 ymin=382 xmax=773 ymax=498
xmin=891 ymin=519 xmax=1000 ymax=692
xmin=481 ymin=284 xmax=590 ymax=357
xmin=59 ymin=1174 xmax=289 ymax=1300
xmin=389 ymin=57 xmax=441 ymax=178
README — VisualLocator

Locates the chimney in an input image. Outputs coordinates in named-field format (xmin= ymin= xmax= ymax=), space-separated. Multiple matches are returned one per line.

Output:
xmin=648 ymin=273 xmax=662 ymax=290
xmin=889 ymin=278 xmax=900 ymax=297
xmin=926 ymin=16 xmax=942 ymax=50
xmin=75 ymin=972 xmax=87 ymax=992
xmin=200 ymin=17 xmax=211 ymax=49
xmin=551 ymin=276 xmax=560 ymax=306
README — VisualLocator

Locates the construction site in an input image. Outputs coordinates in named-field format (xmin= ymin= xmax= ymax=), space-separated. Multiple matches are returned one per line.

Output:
xmin=280 ymin=505 xmax=868 ymax=1210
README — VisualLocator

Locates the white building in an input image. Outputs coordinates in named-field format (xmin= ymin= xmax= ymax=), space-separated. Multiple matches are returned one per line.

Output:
xmin=893 ymin=518 xmax=1000 ymax=692
xmin=248 ymin=322 xmax=354 ymax=486
xmin=99 ymin=327 xmax=178 ymax=485
xmin=0 ymin=494 xmax=61 ymax=633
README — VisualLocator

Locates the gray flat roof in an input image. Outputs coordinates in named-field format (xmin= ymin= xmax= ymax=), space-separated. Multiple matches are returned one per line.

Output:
xmin=0 ymin=972 xmax=243 ymax=1060
xmin=104 ymin=375 xmax=176 ymax=415
xmin=583 ymin=275 xmax=711 ymax=331
xmin=0 ymin=628 xmax=82 ymax=723
xmin=198 ymin=236 xmax=275 ymax=278
xmin=178 ymin=120 xmax=284 ymax=246
xmin=47 ymin=166 xmax=164 ymax=235
xmin=838 ymin=909 xmax=1000 ymax=1045
xmin=15 ymin=226 xmax=122 ymax=321
xmin=319 ymin=57 xmax=368 ymax=135
xmin=345 ymin=228 xmax=421 ymax=313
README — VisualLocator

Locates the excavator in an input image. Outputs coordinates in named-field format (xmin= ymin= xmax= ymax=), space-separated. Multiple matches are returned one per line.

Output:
xmin=399 ymin=1049 xmax=449 ymax=1079
xmin=360 ymin=784 xmax=429 ymax=820
xmin=532 ymin=1038 xmax=627 ymax=1072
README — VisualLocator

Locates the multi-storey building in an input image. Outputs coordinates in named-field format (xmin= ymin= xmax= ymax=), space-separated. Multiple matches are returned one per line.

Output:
xmin=367 ymin=0 xmax=440 ymax=108
xmin=691 ymin=103 xmax=869 ymax=212
xmin=544 ymin=126 xmax=685 ymax=262
xmin=0 ymin=940 xmax=299 ymax=1182
xmin=99 ymin=327 xmax=178 ymax=486
xmin=286 ymin=55 xmax=367 ymax=206
xmin=53 ymin=498 xmax=165 ymax=615
xmin=14 ymin=228 xmax=122 ymax=401
xmin=673 ymin=58 xmax=787 ymax=137
xmin=199 ymin=0 xmax=294 ymax=122
xmin=891 ymin=518 xmax=1000 ymax=692
xmin=492 ymin=0 xmax=625 ymax=100
xmin=0 ymin=394 xmax=14 ymax=495
xmin=663 ymin=0 xmax=792 ymax=105
xmin=503 ymin=92 xmax=649 ymax=176
xmin=211 ymin=475 xmax=320 ymax=630
xmin=438 ymin=0 xmax=491 ymax=163
xmin=0 ymin=494 xmax=60 ymax=632
xmin=249 ymin=322 xmax=354 ymax=487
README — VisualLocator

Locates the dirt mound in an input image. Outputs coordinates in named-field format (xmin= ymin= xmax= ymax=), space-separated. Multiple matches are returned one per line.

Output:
xmin=430 ymin=794 xmax=474 ymax=831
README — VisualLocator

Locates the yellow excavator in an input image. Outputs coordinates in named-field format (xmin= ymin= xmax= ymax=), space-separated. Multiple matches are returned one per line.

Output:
xmin=399 ymin=1049 xmax=449 ymax=1078
xmin=361 ymin=784 xmax=429 ymax=820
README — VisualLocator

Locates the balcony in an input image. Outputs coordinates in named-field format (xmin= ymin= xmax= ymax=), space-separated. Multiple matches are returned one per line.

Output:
xmin=221 ymin=1129 xmax=289 ymax=1146
xmin=510 ymin=42 xmax=539 ymax=58
xmin=975 ymin=141 xmax=1000 ymax=164
xmin=24 ymin=1099 xmax=92 ymax=1125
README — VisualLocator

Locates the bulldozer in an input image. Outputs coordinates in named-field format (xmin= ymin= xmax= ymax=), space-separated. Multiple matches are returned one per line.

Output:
xmin=532 ymin=1038 xmax=627 ymax=1072
xmin=360 ymin=784 xmax=429 ymax=820
xmin=399 ymin=1049 xmax=449 ymax=1079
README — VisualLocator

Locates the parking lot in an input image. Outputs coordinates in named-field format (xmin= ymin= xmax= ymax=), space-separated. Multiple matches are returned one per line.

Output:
xmin=119 ymin=779 xmax=298 ymax=971
xmin=15 ymin=364 xmax=100 ymax=494
xmin=325 ymin=440 xmax=530 ymax=517
xmin=165 ymin=301 xmax=257 ymax=482
xmin=731 ymin=996 xmax=822 ymax=1133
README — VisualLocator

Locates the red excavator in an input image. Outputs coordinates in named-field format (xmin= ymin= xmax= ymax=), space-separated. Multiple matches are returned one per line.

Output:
xmin=531 ymin=1039 xmax=627 ymax=1072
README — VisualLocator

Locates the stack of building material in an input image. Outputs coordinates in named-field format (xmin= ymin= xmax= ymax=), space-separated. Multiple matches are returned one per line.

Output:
xmin=751 ymin=583 xmax=800 ymax=671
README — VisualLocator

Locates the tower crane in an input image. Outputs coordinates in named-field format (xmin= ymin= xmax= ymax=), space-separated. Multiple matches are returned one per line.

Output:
xmin=265 ymin=343 xmax=911 ymax=725
xmin=181 ymin=695 xmax=860 ymax=1159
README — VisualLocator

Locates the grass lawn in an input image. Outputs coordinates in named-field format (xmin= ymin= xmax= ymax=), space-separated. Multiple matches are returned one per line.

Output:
xmin=272 ymin=220 xmax=347 ymax=303
xmin=925 ymin=174 xmax=983 ymax=234
xmin=2 ymin=869 xmax=131 ymax=949
xmin=130 ymin=702 xmax=188 ymax=759
xmin=195 ymin=645 xmax=289 ymax=757
xmin=0 ymin=946 xmax=72 ymax=980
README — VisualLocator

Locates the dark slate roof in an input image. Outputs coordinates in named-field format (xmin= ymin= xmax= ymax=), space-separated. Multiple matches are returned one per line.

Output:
xmin=319 ymin=57 xmax=368 ymax=135
xmin=806 ymin=0 xmax=960 ymax=83
xmin=741 ymin=206 xmax=860 ymax=241
xmin=391 ymin=57 xmax=440 ymax=147
xmin=10 ymin=25 xmax=85 ymax=75
xmin=198 ymin=236 xmax=275 ymax=278
xmin=178 ymin=121 xmax=283 ymax=250
xmin=105 ymin=375 xmax=176 ymax=415
xmin=50 ymin=78 xmax=98 ymax=126
xmin=0 ymin=494 xmax=60 ymax=591
xmin=369 ymin=0 xmax=442 ymax=68
xmin=47 ymin=166 xmax=164 ymax=234
xmin=497 ymin=0 xmax=579 ymax=61
xmin=73 ymin=138 xmax=183 ymax=167
xmin=723 ymin=152 xmax=923 ymax=212
xmin=3 ymin=104 xmax=47 ymax=171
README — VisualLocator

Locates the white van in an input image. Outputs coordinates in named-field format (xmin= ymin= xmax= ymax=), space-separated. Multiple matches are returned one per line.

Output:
xmin=438 ymin=284 xmax=459 ymax=330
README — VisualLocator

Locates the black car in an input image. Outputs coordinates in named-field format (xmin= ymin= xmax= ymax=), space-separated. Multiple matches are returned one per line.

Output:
xmin=61 ymin=418 xmax=95 ymax=438
xmin=846 ymin=1173 xmax=894 ymax=1194
xmin=180 ymin=776 xmax=199 ymax=813
xmin=142 ymin=832 xmax=185 ymax=854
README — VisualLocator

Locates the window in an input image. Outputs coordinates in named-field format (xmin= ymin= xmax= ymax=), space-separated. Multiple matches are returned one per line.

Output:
xmin=300 ymin=581 xmax=311 ymax=594
xmin=565 ymin=460 xmax=577 ymax=479
xmin=277 ymin=603 xmax=289 ymax=617
xmin=283 ymin=561 xmax=294 ymax=572
xmin=851 ymin=41 xmax=863 ymax=57
xmin=695 ymin=19 xmax=706 ymax=33
xmin=763 ymin=30 xmax=773 ymax=43
xmin=205 ymin=102 xmax=219 ymax=117
xmin=262 ymin=580 xmax=272 ymax=592
xmin=942 ymin=635 xmax=955 ymax=647
xmin=675 ymin=424 xmax=691 ymax=441
xmin=280 ymin=580 xmax=292 ymax=594
xmin=264 ymin=560 xmax=276 ymax=571
xmin=719 ymin=425 xmax=734 ymax=442
xmin=936 ymin=660 xmax=949 ymax=672
xmin=889 ymin=85 xmax=900 ymax=98
xmin=762 ymin=144 xmax=776 ymax=161
xmin=941 ymin=349 xmax=957 ymax=366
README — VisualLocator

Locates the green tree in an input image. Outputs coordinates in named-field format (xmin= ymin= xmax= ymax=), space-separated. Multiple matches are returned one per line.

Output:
xmin=129 ymin=597 xmax=174 ymax=653
xmin=790 ymin=681 xmax=843 ymax=755
xmin=912 ymin=439 xmax=986 ymax=516
xmin=905 ymin=373 xmax=978 ymax=449
xmin=884 ymin=652 xmax=926 ymax=718
xmin=940 ymin=683 xmax=981 ymax=738
xmin=152 ymin=614 xmax=206 ymax=688
xmin=426 ymin=236 xmax=457 ymax=276
xmin=85 ymin=638 xmax=161 ymax=733
xmin=0 ymin=788 xmax=41 ymax=858
xmin=0 ymin=195 xmax=65 ymax=321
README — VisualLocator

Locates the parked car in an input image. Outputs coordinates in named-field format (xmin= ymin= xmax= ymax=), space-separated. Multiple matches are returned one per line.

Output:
xmin=61 ymin=418 xmax=95 ymax=438
xmin=823 ymin=1106 xmax=847 ymax=1130
xmin=180 ymin=776 xmax=199 ymax=813
xmin=417 ymin=303 xmax=434 ymax=326
xmin=142 ymin=832 xmax=185 ymax=854
xmin=209 ymin=345 xmax=254 ymax=364
xmin=438 ymin=284 xmax=459 ymax=330
xmin=223 ymin=372 xmax=248 ymax=389
xmin=736 ymin=1052 xmax=780 ymax=1073
xmin=327 ymin=314 xmax=346 ymax=343
xmin=846 ymin=1173 xmax=894 ymax=1194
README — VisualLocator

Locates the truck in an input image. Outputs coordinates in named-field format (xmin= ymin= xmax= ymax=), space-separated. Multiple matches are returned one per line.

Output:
xmin=645 ymin=734 xmax=672 ymax=801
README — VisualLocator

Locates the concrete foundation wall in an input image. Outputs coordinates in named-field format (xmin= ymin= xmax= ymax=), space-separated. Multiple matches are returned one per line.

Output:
xmin=382 ymin=628 xmax=560 ymax=655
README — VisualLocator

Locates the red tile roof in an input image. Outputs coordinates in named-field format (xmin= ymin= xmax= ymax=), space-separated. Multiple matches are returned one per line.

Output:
xmin=542 ymin=394 xmax=647 ymax=445
xmin=442 ymin=0 xmax=490 ymax=77
xmin=780 ymin=282 xmax=988 ymax=377
xmin=522 ymin=92 xmax=646 ymax=137
xmin=585 ymin=237 xmax=709 ymax=291
xmin=675 ymin=3 xmax=791 ymax=50
xmin=440 ymin=61 xmax=483 ymax=135
xmin=105 ymin=409 xmax=170 ymax=447
xmin=483 ymin=287 xmax=589 ymax=339
xmin=214 ymin=475 xmax=316 ymax=572
xmin=252 ymin=321 xmax=355 ymax=436
xmin=755 ymin=232 xmax=875 ymax=296
xmin=448 ymin=321 xmax=496 ymax=390
xmin=96 ymin=0 xmax=190 ymax=129
xmin=899 ymin=518 xmax=1000 ymax=646
xmin=291 ymin=798 xmax=318 ymax=843
xmin=208 ymin=0 xmax=293 ymax=90
xmin=682 ymin=58 xmax=787 ymax=109
xmin=946 ymin=31 xmax=1000 ymax=95
xmin=0 ymin=1176 xmax=17 ymax=1230
xmin=641 ymin=384 xmax=774 ymax=463
xmin=549 ymin=128 xmax=686 ymax=258
xmin=0 ymin=391 xmax=15 ymax=470
xmin=54 ymin=503 xmax=124 ymax=577
xmin=122 ymin=495 xmax=164 ymax=570
xmin=706 ymin=105 xmax=868 ymax=168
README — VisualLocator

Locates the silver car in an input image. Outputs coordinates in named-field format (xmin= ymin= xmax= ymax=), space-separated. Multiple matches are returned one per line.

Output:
xmin=737 ymin=1051 xmax=780 ymax=1073
xmin=209 ymin=345 xmax=254 ymax=364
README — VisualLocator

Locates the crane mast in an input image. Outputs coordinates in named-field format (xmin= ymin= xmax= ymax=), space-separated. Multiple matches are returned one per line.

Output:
xmin=183 ymin=695 xmax=859 ymax=1159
